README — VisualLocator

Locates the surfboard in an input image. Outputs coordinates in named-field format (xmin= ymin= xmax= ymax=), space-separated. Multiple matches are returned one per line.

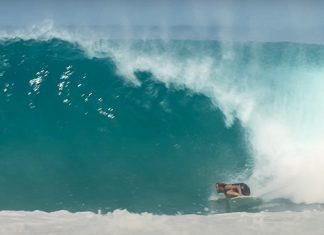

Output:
xmin=230 ymin=195 xmax=252 ymax=201
xmin=209 ymin=195 xmax=262 ymax=213
xmin=229 ymin=196 xmax=262 ymax=209
xmin=210 ymin=195 xmax=254 ymax=203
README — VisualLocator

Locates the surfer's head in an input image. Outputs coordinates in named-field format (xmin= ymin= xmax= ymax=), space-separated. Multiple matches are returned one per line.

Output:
xmin=216 ymin=183 xmax=226 ymax=193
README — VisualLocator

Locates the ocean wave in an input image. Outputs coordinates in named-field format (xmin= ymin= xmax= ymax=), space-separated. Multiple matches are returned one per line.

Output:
xmin=1 ymin=24 xmax=324 ymax=207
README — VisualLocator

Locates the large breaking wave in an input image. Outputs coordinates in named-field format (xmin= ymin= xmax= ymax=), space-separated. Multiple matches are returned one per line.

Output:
xmin=1 ymin=23 xmax=324 ymax=215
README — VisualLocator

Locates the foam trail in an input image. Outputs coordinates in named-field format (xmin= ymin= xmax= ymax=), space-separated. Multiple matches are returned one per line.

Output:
xmin=0 ymin=210 xmax=323 ymax=235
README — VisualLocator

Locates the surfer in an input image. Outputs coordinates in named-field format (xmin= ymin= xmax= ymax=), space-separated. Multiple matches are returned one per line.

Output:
xmin=215 ymin=182 xmax=251 ymax=198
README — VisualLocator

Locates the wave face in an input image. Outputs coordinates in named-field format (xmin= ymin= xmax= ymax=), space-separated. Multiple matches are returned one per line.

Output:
xmin=1 ymin=35 xmax=324 ymax=213
xmin=0 ymin=38 xmax=250 ymax=213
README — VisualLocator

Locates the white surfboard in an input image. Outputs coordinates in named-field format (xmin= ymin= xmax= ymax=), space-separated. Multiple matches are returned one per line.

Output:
xmin=229 ymin=196 xmax=262 ymax=207
xmin=230 ymin=195 xmax=252 ymax=200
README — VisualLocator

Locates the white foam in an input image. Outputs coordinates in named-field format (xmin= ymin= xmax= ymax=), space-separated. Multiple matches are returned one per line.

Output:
xmin=0 ymin=210 xmax=323 ymax=235
xmin=248 ymin=68 xmax=324 ymax=203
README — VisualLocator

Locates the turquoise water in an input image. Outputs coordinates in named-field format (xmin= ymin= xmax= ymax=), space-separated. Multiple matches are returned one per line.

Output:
xmin=1 ymin=38 xmax=324 ymax=214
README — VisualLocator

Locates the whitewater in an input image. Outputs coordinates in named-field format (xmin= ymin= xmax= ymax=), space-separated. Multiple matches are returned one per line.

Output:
xmin=1 ymin=22 xmax=324 ymax=234
xmin=1 ymin=210 xmax=323 ymax=235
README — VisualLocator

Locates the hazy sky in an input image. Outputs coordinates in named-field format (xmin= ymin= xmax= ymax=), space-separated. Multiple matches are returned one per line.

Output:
xmin=1 ymin=0 xmax=323 ymax=42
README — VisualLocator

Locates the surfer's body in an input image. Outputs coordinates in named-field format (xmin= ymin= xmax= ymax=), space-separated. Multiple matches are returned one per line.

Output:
xmin=216 ymin=182 xmax=251 ymax=198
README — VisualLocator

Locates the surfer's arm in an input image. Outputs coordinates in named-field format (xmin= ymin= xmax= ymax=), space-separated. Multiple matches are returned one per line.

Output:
xmin=236 ymin=185 xmax=242 ymax=195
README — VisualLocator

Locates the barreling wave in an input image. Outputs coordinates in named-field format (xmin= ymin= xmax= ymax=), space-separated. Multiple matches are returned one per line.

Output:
xmin=96 ymin=39 xmax=324 ymax=204
xmin=1 ymin=23 xmax=324 ymax=213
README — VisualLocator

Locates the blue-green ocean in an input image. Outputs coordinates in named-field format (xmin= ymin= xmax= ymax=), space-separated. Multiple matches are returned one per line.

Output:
xmin=1 ymin=34 xmax=324 ymax=215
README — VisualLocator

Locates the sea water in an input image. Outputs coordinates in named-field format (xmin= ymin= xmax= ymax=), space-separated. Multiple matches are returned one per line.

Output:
xmin=1 ymin=23 xmax=324 ymax=233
